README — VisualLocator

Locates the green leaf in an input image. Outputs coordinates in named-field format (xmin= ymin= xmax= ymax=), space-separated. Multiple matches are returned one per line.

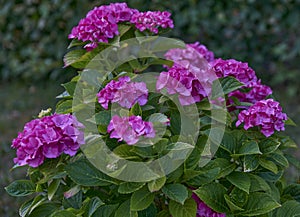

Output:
xmin=236 ymin=192 xmax=281 ymax=216
xmin=283 ymin=184 xmax=300 ymax=202
xmin=130 ymin=103 xmax=142 ymax=116
xmin=259 ymin=158 xmax=278 ymax=174
xmin=232 ymin=141 xmax=262 ymax=157
xmin=285 ymin=117 xmax=297 ymax=126
xmin=212 ymin=76 xmax=244 ymax=98
xmin=55 ymin=99 xmax=73 ymax=114
xmin=85 ymin=197 xmax=105 ymax=217
xmin=138 ymin=203 xmax=157 ymax=217
xmin=62 ymin=81 xmax=77 ymax=96
xmin=249 ymin=174 xmax=271 ymax=193
xmin=5 ymin=180 xmax=36 ymax=197
xmin=148 ymin=176 xmax=166 ymax=192
xmin=169 ymin=198 xmax=197 ymax=217
xmin=92 ymin=204 xmax=119 ymax=217
xmin=243 ymin=155 xmax=260 ymax=172
xmin=130 ymin=186 xmax=155 ymax=211
xmin=259 ymin=139 xmax=280 ymax=154
xmin=28 ymin=203 xmax=59 ymax=217
xmin=114 ymin=200 xmax=138 ymax=217
xmin=19 ymin=198 xmax=36 ymax=217
xmin=118 ymin=182 xmax=145 ymax=194
xmin=50 ymin=210 xmax=77 ymax=217
xmin=269 ymin=151 xmax=289 ymax=167
xmin=156 ymin=210 xmax=170 ymax=217
xmin=162 ymin=184 xmax=188 ymax=205
xmin=224 ymin=194 xmax=244 ymax=211
xmin=47 ymin=179 xmax=60 ymax=200
xmin=118 ymin=24 xmax=132 ymax=36
xmin=274 ymin=200 xmax=300 ymax=217
xmin=194 ymin=182 xmax=229 ymax=213
xmin=66 ymin=158 xmax=117 ymax=186
xmin=226 ymin=171 xmax=251 ymax=194
xmin=63 ymin=49 xmax=86 ymax=67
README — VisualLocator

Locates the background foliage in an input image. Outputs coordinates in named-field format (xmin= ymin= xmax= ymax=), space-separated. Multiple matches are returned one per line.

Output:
xmin=1 ymin=0 xmax=299 ymax=216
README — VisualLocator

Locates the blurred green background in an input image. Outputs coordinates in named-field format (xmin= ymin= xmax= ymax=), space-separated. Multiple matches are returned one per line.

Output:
xmin=1 ymin=0 xmax=299 ymax=216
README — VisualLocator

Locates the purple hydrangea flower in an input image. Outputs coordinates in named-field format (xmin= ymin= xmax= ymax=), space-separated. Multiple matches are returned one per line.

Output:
xmin=164 ymin=42 xmax=214 ymax=69
xmin=236 ymin=99 xmax=287 ymax=137
xmin=107 ymin=115 xmax=155 ymax=145
xmin=212 ymin=58 xmax=258 ymax=84
xmin=229 ymin=80 xmax=273 ymax=106
xmin=156 ymin=64 xmax=206 ymax=105
xmin=192 ymin=193 xmax=226 ymax=217
xmin=69 ymin=3 xmax=135 ymax=50
xmin=97 ymin=76 xmax=148 ymax=109
xmin=130 ymin=11 xmax=174 ymax=34
xmin=11 ymin=114 xmax=85 ymax=167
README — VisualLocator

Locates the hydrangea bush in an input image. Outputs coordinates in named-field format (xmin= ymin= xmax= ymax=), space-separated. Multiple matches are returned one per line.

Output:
xmin=5 ymin=3 xmax=300 ymax=217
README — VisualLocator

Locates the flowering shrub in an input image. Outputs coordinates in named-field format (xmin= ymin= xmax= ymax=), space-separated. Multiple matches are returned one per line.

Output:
xmin=5 ymin=2 xmax=300 ymax=217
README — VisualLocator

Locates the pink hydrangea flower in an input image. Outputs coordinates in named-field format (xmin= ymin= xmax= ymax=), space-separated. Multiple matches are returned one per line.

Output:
xmin=192 ymin=193 xmax=226 ymax=217
xmin=165 ymin=42 xmax=214 ymax=69
xmin=212 ymin=58 xmax=258 ymax=84
xmin=11 ymin=114 xmax=85 ymax=167
xmin=156 ymin=64 xmax=208 ymax=105
xmin=69 ymin=3 xmax=136 ymax=50
xmin=97 ymin=76 xmax=148 ymax=109
xmin=228 ymin=80 xmax=273 ymax=108
xmin=130 ymin=11 xmax=174 ymax=34
xmin=236 ymin=99 xmax=287 ymax=137
xmin=107 ymin=115 xmax=155 ymax=145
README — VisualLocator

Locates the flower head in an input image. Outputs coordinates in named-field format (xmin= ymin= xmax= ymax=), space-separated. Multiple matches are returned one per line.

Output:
xmin=11 ymin=114 xmax=84 ymax=167
xmin=130 ymin=11 xmax=174 ymax=34
xmin=107 ymin=115 xmax=155 ymax=145
xmin=228 ymin=80 xmax=273 ymax=108
xmin=69 ymin=3 xmax=135 ymax=50
xmin=192 ymin=193 xmax=226 ymax=217
xmin=212 ymin=58 xmax=257 ymax=84
xmin=97 ymin=76 xmax=148 ymax=109
xmin=165 ymin=42 xmax=214 ymax=69
xmin=156 ymin=65 xmax=206 ymax=105
xmin=236 ymin=99 xmax=287 ymax=137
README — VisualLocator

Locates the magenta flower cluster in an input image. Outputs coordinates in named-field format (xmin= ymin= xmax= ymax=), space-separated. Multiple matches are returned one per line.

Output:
xmin=212 ymin=58 xmax=272 ymax=106
xmin=69 ymin=3 xmax=135 ymax=50
xmin=165 ymin=42 xmax=215 ymax=68
xmin=212 ymin=58 xmax=257 ymax=84
xmin=11 ymin=114 xmax=84 ymax=168
xmin=229 ymin=81 xmax=273 ymax=106
xmin=156 ymin=64 xmax=209 ymax=105
xmin=69 ymin=2 xmax=174 ymax=50
xmin=97 ymin=76 xmax=148 ymax=109
xmin=192 ymin=194 xmax=226 ymax=217
xmin=107 ymin=115 xmax=155 ymax=145
xmin=130 ymin=11 xmax=174 ymax=34
xmin=236 ymin=99 xmax=287 ymax=137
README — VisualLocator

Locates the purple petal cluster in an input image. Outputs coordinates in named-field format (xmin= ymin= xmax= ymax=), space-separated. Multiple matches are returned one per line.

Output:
xmin=192 ymin=193 xmax=226 ymax=217
xmin=97 ymin=76 xmax=148 ymax=109
xmin=212 ymin=58 xmax=258 ymax=84
xmin=156 ymin=64 xmax=210 ymax=105
xmin=236 ymin=99 xmax=287 ymax=137
xmin=69 ymin=3 xmax=174 ymax=50
xmin=69 ymin=3 xmax=135 ymax=50
xmin=229 ymin=81 xmax=273 ymax=106
xmin=11 ymin=114 xmax=85 ymax=168
xmin=165 ymin=42 xmax=214 ymax=69
xmin=107 ymin=115 xmax=155 ymax=145
xmin=130 ymin=11 xmax=174 ymax=34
